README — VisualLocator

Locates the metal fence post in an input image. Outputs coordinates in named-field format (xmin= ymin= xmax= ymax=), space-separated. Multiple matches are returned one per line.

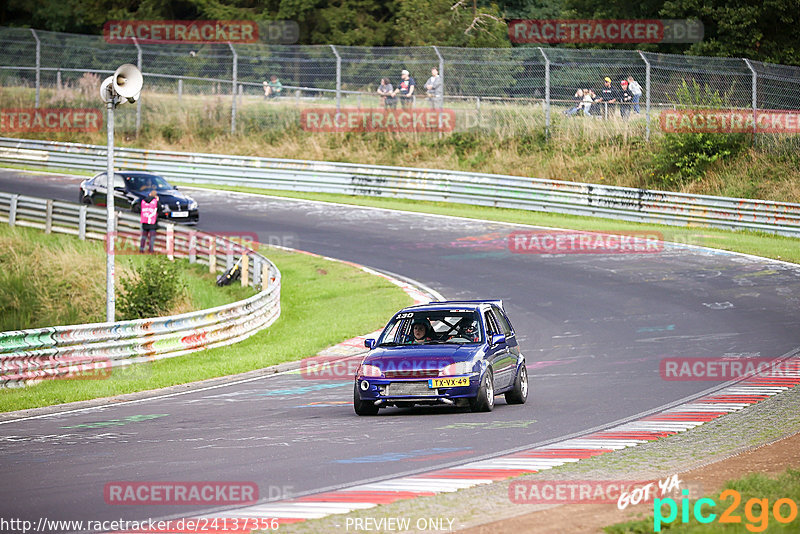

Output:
xmin=9 ymin=195 xmax=18 ymax=227
xmin=209 ymin=237 xmax=216 ymax=273
xmin=56 ymin=70 xmax=61 ymax=90
xmin=178 ymin=78 xmax=183 ymax=104
xmin=433 ymin=45 xmax=444 ymax=95
xmin=30 ymin=29 xmax=40 ymax=108
xmin=330 ymin=45 xmax=341 ymax=110
xmin=45 ymin=199 xmax=53 ymax=233
xmin=241 ymin=253 xmax=249 ymax=287
xmin=253 ymin=256 xmax=261 ymax=287
xmin=166 ymin=223 xmax=174 ymax=260
xmin=539 ymin=48 xmax=550 ymax=139
xmin=134 ymin=38 xmax=142 ymax=136
xmin=78 ymin=204 xmax=87 ymax=239
xmin=229 ymin=43 xmax=238 ymax=134
xmin=188 ymin=231 xmax=197 ymax=263
xmin=261 ymin=263 xmax=270 ymax=290
xmin=743 ymin=59 xmax=758 ymax=141
xmin=638 ymin=51 xmax=651 ymax=141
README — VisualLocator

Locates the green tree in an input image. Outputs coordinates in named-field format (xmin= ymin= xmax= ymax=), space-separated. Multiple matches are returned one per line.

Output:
xmin=660 ymin=0 xmax=800 ymax=65
xmin=395 ymin=0 xmax=510 ymax=48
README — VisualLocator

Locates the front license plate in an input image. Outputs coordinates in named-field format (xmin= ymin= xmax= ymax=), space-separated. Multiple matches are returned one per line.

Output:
xmin=170 ymin=211 xmax=189 ymax=218
xmin=428 ymin=376 xmax=469 ymax=388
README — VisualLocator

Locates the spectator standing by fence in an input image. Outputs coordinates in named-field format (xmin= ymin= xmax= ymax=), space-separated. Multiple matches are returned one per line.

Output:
xmin=139 ymin=190 xmax=159 ymax=254
xmin=619 ymin=80 xmax=634 ymax=119
xmin=377 ymin=78 xmax=396 ymax=108
xmin=424 ymin=67 xmax=443 ymax=109
xmin=393 ymin=69 xmax=415 ymax=109
xmin=627 ymin=76 xmax=642 ymax=114
xmin=594 ymin=77 xmax=618 ymax=118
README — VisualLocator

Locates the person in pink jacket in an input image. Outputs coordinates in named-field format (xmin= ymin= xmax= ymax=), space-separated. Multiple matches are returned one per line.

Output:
xmin=139 ymin=190 xmax=159 ymax=253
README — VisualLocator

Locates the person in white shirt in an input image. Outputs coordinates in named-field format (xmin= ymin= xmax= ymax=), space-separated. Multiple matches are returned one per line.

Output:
xmin=627 ymin=76 xmax=643 ymax=114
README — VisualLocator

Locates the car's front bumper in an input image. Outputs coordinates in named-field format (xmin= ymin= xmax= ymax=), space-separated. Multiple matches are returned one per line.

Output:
xmin=355 ymin=375 xmax=479 ymax=406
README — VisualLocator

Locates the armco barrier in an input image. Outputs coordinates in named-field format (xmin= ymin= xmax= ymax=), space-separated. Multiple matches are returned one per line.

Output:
xmin=1 ymin=137 xmax=799 ymax=237
xmin=0 ymin=192 xmax=281 ymax=387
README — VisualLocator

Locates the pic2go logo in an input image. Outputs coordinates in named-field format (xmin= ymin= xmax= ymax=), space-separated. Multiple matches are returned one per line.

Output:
xmin=654 ymin=489 xmax=799 ymax=532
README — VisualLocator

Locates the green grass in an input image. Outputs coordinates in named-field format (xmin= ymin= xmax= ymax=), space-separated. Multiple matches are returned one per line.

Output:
xmin=605 ymin=469 xmax=800 ymax=533
xmin=0 ymin=245 xmax=412 ymax=412
xmin=0 ymin=224 xmax=253 ymax=330
xmin=2 ymin=85 xmax=799 ymax=203
xmin=181 ymin=183 xmax=800 ymax=265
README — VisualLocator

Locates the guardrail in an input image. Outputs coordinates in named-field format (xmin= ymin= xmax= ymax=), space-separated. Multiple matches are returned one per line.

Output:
xmin=1 ymin=137 xmax=799 ymax=237
xmin=0 ymin=191 xmax=281 ymax=387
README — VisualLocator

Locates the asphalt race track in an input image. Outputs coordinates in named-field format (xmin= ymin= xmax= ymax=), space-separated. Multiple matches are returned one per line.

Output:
xmin=1 ymin=169 xmax=799 ymax=531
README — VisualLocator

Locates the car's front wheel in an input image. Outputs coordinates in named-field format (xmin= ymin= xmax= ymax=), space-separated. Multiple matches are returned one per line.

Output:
xmin=353 ymin=382 xmax=379 ymax=416
xmin=505 ymin=363 xmax=528 ymax=404
xmin=469 ymin=370 xmax=494 ymax=412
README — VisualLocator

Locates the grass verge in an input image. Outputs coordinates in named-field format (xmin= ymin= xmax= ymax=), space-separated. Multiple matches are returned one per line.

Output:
xmin=605 ymin=469 xmax=800 ymax=533
xmin=182 ymin=183 xmax=800 ymax=265
xmin=0 ymin=224 xmax=253 ymax=330
xmin=0 ymin=245 xmax=411 ymax=412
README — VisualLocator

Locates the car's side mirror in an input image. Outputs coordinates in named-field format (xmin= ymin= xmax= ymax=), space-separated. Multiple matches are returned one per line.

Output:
xmin=491 ymin=334 xmax=506 ymax=346
xmin=364 ymin=339 xmax=376 ymax=349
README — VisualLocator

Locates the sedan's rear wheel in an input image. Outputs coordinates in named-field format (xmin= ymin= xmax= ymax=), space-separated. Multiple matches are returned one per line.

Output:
xmin=505 ymin=364 xmax=528 ymax=404
xmin=469 ymin=370 xmax=494 ymax=412
xmin=353 ymin=383 xmax=379 ymax=416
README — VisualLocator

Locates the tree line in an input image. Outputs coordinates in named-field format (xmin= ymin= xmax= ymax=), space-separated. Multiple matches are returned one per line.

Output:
xmin=1 ymin=0 xmax=797 ymax=65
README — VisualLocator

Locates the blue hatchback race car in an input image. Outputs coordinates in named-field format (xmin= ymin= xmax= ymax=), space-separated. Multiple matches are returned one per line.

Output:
xmin=354 ymin=300 xmax=528 ymax=415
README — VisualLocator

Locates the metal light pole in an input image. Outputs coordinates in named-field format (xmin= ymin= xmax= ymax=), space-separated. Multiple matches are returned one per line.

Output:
xmin=105 ymin=92 xmax=117 ymax=322
xmin=100 ymin=64 xmax=143 ymax=322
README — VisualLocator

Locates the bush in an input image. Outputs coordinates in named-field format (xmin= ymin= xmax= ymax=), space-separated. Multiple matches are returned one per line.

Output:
xmin=118 ymin=257 xmax=186 ymax=320
xmin=650 ymin=80 xmax=747 ymax=187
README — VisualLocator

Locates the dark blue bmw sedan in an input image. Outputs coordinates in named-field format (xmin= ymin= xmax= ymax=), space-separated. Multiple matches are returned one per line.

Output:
xmin=354 ymin=300 xmax=528 ymax=415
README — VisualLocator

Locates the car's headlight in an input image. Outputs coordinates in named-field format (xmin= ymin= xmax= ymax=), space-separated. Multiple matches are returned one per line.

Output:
xmin=439 ymin=361 xmax=473 ymax=376
xmin=359 ymin=364 xmax=383 ymax=378
xmin=188 ymin=200 xmax=198 ymax=210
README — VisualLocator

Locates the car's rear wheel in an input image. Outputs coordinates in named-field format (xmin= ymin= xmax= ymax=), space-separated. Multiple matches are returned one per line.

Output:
xmin=505 ymin=363 xmax=528 ymax=404
xmin=469 ymin=370 xmax=494 ymax=412
xmin=353 ymin=383 xmax=379 ymax=416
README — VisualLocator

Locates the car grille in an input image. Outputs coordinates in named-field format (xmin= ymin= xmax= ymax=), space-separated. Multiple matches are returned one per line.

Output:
xmin=384 ymin=369 xmax=439 ymax=379
xmin=386 ymin=381 xmax=436 ymax=396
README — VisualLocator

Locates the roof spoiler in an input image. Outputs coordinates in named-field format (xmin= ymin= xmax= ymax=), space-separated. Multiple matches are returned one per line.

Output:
xmin=435 ymin=299 xmax=504 ymax=310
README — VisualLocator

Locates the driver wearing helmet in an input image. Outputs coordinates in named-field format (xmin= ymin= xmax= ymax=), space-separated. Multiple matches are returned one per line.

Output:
xmin=410 ymin=319 xmax=432 ymax=344
xmin=451 ymin=319 xmax=480 ymax=342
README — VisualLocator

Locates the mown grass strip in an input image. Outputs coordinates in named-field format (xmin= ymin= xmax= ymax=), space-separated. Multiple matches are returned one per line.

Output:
xmin=0 ymin=237 xmax=411 ymax=412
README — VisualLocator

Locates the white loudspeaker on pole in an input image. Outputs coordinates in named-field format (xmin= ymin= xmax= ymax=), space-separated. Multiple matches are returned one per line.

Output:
xmin=112 ymin=63 xmax=143 ymax=103
xmin=102 ymin=63 xmax=143 ymax=322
